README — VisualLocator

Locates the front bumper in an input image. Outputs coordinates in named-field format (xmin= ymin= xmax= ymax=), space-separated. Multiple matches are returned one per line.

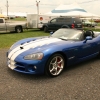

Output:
xmin=7 ymin=57 xmax=46 ymax=74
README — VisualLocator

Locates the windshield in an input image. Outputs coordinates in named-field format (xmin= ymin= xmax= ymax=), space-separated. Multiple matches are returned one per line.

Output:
xmin=51 ymin=29 xmax=83 ymax=41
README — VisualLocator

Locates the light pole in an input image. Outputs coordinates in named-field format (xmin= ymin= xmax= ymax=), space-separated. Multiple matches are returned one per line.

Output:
xmin=6 ymin=0 xmax=9 ymax=16
xmin=36 ymin=1 xmax=40 ymax=28
xmin=0 ymin=7 xmax=2 ymax=14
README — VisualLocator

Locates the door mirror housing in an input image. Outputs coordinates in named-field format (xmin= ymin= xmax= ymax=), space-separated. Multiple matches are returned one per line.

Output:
xmin=83 ymin=36 xmax=92 ymax=43
xmin=50 ymin=31 xmax=53 ymax=35
xmin=86 ymin=36 xmax=92 ymax=40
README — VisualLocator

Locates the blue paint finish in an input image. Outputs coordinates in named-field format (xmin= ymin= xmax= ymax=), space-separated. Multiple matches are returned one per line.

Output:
xmin=7 ymin=29 xmax=100 ymax=75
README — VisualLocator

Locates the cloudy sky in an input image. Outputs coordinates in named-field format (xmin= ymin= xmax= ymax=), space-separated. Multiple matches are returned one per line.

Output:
xmin=0 ymin=0 xmax=100 ymax=15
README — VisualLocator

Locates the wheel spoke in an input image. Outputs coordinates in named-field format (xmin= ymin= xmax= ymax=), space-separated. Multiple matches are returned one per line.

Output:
xmin=57 ymin=59 xmax=63 ymax=64
xmin=55 ymin=67 xmax=58 ymax=75
xmin=50 ymin=62 xmax=56 ymax=73
xmin=50 ymin=62 xmax=54 ymax=65
xmin=50 ymin=66 xmax=55 ymax=73
xmin=55 ymin=57 xmax=58 ymax=62
xmin=57 ymin=66 xmax=63 ymax=69
xmin=57 ymin=59 xmax=63 ymax=68
xmin=51 ymin=67 xmax=58 ymax=75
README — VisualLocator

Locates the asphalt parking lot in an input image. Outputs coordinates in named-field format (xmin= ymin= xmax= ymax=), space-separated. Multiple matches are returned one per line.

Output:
xmin=0 ymin=49 xmax=100 ymax=100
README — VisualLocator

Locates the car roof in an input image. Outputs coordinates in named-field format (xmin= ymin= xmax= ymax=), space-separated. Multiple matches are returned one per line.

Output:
xmin=56 ymin=17 xmax=79 ymax=18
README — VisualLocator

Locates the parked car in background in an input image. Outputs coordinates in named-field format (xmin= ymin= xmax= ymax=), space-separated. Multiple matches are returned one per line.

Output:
xmin=42 ymin=17 xmax=83 ymax=32
xmin=94 ymin=19 xmax=100 ymax=23
xmin=0 ymin=18 xmax=27 ymax=33
xmin=7 ymin=28 xmax=100 ymax=77
xmin=82 ymin=19 xmax=97 ymax=27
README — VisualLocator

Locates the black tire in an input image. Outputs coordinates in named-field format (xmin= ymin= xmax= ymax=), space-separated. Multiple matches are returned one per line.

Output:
xmin=40 ymin=28 xmax=43 ymax=31
xmin=61 ymin=25 xmax=70 ymax=28
xmin=44 ymin=26 xmax=48 ymax=32
xmin=45 ymin=54 xmax=65 ymax=77
xmin=97 ymin=52 xmax=100 ymax=58
xmin=15 ymin=26 xmax=23 ymax=33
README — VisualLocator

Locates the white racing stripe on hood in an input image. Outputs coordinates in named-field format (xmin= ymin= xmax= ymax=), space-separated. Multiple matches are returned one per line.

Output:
xmin=8 ymin=38 xmax=51 ymax=58
xmin=8 ymin=46 xmax=21 ymax=59
xmin=9 ymin=38 xmax=62 ymax=60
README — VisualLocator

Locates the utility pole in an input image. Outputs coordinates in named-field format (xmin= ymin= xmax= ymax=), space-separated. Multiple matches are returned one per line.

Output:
xmin=36 ymin=1 xmax=40 ymax=28
xmin=0 ymin=7 xmax=2 ymax=14
xmin=6 ymin=0 xmax=9 ymax=16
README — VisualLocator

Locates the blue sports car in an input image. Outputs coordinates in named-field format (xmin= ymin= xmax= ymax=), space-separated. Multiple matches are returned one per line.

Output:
xmin=7 ymin=29 xmax=100 ymax=77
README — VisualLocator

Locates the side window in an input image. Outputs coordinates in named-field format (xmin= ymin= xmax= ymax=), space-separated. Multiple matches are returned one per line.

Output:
xmin=63 ymin=18 xmax=71 ymax=23
xmin=74 ymin=18 xmax=82 ymax=23
xmin=0 ymin=19 xmax=3 ymax=23
xmin=50 ymin=18 xmax=57 ymax=23
xmin=57 ymin=18 xmax=64 ymax=23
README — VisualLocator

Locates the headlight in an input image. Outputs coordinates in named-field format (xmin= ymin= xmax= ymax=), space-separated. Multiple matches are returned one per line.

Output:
xmin=24 ymin=53 xmax=43 ymax=60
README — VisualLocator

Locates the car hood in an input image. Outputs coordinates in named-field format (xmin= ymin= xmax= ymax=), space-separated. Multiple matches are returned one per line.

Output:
xmin=8 ymin=37 xmax=74 ymax=59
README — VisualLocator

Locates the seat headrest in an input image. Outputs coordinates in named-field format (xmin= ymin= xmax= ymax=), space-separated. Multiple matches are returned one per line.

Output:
xmin=85 ymin=30 xmax=94 ymax=37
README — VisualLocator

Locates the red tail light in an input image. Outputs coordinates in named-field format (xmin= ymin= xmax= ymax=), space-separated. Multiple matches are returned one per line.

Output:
xmin=71 ymin=24 xmax=75 ymax=28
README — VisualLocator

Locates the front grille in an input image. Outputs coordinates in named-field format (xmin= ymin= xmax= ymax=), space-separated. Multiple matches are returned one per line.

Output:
xmin=15 ymin=67 xmax=25 ymax=71
xmin=8 ymin=59 xmax=35 ymax=73
xmin=16 ymin=62 xmax=25 ymax=68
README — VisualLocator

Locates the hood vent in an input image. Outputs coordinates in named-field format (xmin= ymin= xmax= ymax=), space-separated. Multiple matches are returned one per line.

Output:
xmin=20 ymin=46 xmax=24 ymax=49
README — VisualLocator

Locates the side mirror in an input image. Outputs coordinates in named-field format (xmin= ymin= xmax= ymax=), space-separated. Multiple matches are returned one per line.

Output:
xmin=86 ymin=36 xmax=92 ymax=40
xmin=83 ymin=36 xmax=92 ymax=43
xmin=50 ymin=31 xmax=53 ymax=35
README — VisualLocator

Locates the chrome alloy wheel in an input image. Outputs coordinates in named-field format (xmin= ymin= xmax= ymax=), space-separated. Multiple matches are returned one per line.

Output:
xmin=49 ymin=55 xmax=64 ymax=76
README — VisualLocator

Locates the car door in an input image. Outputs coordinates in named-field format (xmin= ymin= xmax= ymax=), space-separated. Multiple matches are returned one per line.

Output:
xmin=63 ymin=18 xmax=72 ymax=28
xmin=75 ymin=38 xmax=98 ymax=60
xmin=56 ymin=18 xmax=64 ymax=29
xmin=0 ymin=19 xmax=6 ymax=32
xmin=48 ymin=18 xmax=58 ymax=31
xmin=67 ymin=39 xmax=98 ymax=65
xmin=81 ymin=41 xmax=97 ymax=57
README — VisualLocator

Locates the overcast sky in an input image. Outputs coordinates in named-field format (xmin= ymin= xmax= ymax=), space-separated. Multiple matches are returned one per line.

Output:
xmin=0 ymin=0 xmax=100 ymax=15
